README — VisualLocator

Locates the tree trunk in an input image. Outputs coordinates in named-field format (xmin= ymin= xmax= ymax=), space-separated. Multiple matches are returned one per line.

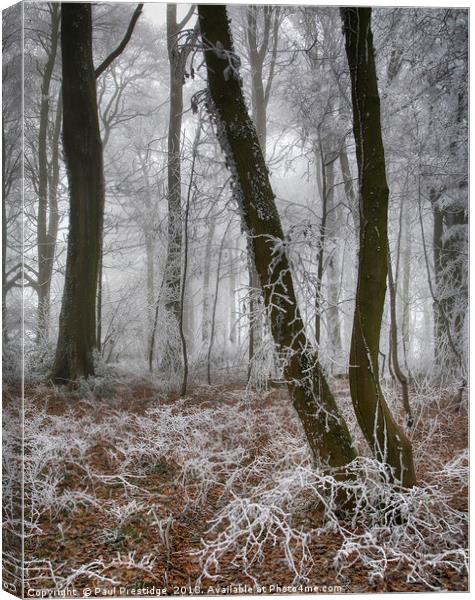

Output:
xmin=164 ymin=5 xmax=184 ymax=322
xmin=142 ymin=160 xmax=156 ymax=352
xmin=37 ymin=4 xmax=60 ymax=341
xmin=245 ymin=6 xmax=279 ymax=378
xmin=339 ymin=147 xmax=358 ymax=227
xmin=183 ymin=287 xmax=194 ymax=351
xmin=247 ymin=237 xmax=261 ymax=382
xmin=94 ymin=4 xmax=144 ymax=351
xmin=435 ymin=201 xmax=467 ymax=377
xmin=2 ymin=127 xmax=8 ymax=343
xmin=431 ymin=188 xmax=445 ymax=368
xmin=421 ymin=186 xmax=465 ymax=384
xmin=314 ymin=144 xmax=328 ymax=347
xmin=202 ymin=220 xmax=215 ymax=344
xmin=41 ymin=93 xmax=62 ymax=342
xmin=342 ymin=7 xmax=416 ymax=487
xmin=207 ymin=221 xmax=231 ymax=386
xmin=96 ymin=246 xmax=103 ymax=353
xmin=325 ymin=160 xmax=343 ymax=368
xmin=162 ymin=6 xmax=196 ymax=374
xmin=228 ymin=248 xmax=237 ymax=345
xmin=50 ymin=3 xmax=104 ymax=383
xmin=400 ymin=203 xmax=412 ymax=373
xmin=178 ymin=121 xmax=200 ymax=396
xmin=199 ymin=5 xmax=356 ymax=472
xmin=387 ymin=248 xmax=413 ymax=425
xmin=246 ymin=5 xmax=269 ymax=153
xmin=145 ymin=231 xmax=155 ymax=331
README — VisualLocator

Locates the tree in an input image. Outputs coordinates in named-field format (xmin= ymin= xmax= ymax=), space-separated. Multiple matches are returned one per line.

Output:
xmin=198 ymin=4 xmax=356 ymax=472
xmin=342 ymin=7 xmax=416 ymax=487
xmin=162 ymin=5 xmax=196 ymax=372
xmin=281 ymin=9 xmax=354 ymax=369
xmin=243 ymin=5 xmax=281 ymax=380
xmin=51 ymin=3 xmax=144 ymax=382
xmin=8 ymin=3 xmax=63 ymax=345
xmin=50 ymin=3 xmax=105 ymax=382
xmin=36 ymin=3 xmax=61 ymax=341
xmin=244 ymin=5 xmax=280 ymax=153
xmin=387 ymin=246 xmax=412 ymax=424
xmin=375 ymin=8 xmax=467 ymax=382
xmin=94 ymin=3 xmax=146 ymax=351
xmin=2 ymin=3 xmax=22 ymax=344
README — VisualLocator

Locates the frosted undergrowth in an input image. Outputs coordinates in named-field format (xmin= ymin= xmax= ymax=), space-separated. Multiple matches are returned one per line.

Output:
xmin=2 ymin=383 xmax=468 ymax=591
xmin=26 ymin=553 xmax=158 ymax=590
xmin=199 ymin=456 xmax=468 ymax=590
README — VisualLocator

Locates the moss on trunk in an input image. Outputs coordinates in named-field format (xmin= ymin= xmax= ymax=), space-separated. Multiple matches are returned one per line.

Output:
xmin=342 ymin=7 xmax=416 ymax=487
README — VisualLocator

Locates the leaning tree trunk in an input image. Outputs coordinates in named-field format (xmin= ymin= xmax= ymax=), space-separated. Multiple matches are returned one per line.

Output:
xmin=198 ymin=5 xmax=356 ymax=472
xmin=50 ymin=3 xmax=104 ymax=383
xmin=342 ymin=7 xmax=416 ymax=487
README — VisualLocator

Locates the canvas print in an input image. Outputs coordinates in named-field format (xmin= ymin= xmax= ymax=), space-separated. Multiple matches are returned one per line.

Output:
xmin=2 ymin=1 xmax=468 ymax=597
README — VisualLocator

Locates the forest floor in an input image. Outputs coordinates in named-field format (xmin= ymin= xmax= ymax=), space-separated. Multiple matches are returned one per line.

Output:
xmin=2 ymin=377 xmax=468 ymax=595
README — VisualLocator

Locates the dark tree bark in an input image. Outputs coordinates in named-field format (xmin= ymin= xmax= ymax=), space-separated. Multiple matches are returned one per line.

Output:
xmin=342 ymin=7 xmax=416 ymax=487
xmin=198 ymin=4 xmax=356 ymax=472
xmin=50 ymin=4 xmax=105 ymax=383
xmin=339 ymin=147 xmax=358 ymax=227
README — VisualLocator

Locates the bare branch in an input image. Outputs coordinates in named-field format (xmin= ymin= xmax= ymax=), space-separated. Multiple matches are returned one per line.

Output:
xmin=94 ymin=4 xmax=144 ymax=79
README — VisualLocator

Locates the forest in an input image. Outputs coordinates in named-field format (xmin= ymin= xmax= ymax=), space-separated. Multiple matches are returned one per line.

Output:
xmin=2 ymin=1 xmax=468 ymax=595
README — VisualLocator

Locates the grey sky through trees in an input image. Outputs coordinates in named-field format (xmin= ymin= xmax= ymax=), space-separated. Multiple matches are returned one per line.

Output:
xmin=144 ymin=2 xmax=193 ymax=26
